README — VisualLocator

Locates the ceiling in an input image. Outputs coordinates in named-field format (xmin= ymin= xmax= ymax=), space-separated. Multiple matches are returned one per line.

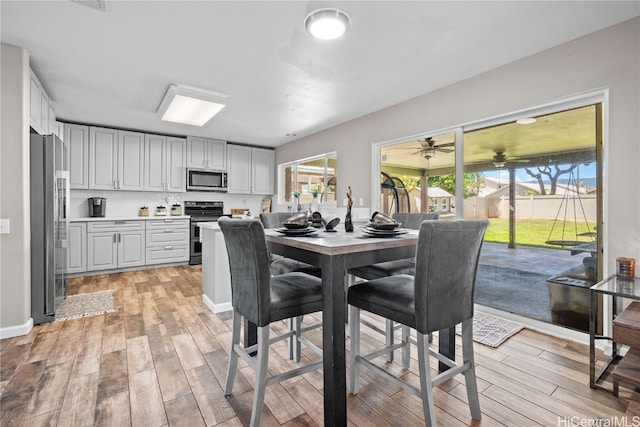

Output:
xmin=1 ymin=1 xmax=638 ymax=148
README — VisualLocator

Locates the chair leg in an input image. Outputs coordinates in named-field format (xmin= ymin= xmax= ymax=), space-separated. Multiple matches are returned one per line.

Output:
xmin=417 ymin=332 xmax=437 ymax=427
xmin=386 ymin=319 xmax=394 ymax=363
xmin=349 ymin=306 xmax=361 ymax=394
xmin=461 ymin=319 xmax=482 ymax=421
xmin=224 ymin=309 xmax=242 ymax=396
xmin=292 ymin=316 xmax=302 ymax=362
xmin=250 ymin=326 xmax=270 ymax=427
xmin=401 ymin=325 xmax=410 ymax=369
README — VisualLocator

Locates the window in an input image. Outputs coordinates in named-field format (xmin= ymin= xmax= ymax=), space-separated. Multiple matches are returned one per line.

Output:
xmin=279 ymin=152 xmax=337 ymax=205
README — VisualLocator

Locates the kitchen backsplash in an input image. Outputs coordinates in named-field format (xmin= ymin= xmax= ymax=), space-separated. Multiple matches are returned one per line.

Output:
xmin=70 ymin=190 xmax=268 ymax=218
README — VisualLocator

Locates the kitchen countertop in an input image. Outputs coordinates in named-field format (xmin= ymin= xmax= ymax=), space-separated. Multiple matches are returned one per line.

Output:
xmin=197 ymin=222 xmax=221 ymax=230
xmin=70 ymin=215 xmax=191 ymax=222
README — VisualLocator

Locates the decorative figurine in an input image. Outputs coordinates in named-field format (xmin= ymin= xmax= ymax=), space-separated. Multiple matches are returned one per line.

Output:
xmin=345 ymin=186 xmax=354 ymax=232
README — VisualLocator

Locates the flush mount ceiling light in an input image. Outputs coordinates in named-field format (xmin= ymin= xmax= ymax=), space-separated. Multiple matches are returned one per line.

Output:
xmin=305 ymin=8 xmax=351 ymax=40
xmin=157 ymin=85 xmax=228 ymax=126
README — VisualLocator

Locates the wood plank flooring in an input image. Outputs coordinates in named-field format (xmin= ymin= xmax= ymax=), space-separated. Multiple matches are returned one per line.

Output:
xmin=1 ymin=265 xmax=639 ymax=426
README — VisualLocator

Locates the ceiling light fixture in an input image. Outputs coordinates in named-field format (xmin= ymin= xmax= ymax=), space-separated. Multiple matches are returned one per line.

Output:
xmin=305 ymin=8 xmax=351 ymax=40
xmin=420 ymin=148 xmax=436 ymax=159
xmin=516 ymin=117 xmax=537 ymax=125
xmin=157 ymin=85 xmax=228 ymax=126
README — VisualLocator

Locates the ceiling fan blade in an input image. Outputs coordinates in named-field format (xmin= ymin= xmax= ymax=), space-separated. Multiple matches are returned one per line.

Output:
xmin=435 ymin=142 xmax=455 ymax=148
xmin=510 ymin=158 xmax=530 ymax=163
xmin=435 ymin=147 xmax=454 ymax=153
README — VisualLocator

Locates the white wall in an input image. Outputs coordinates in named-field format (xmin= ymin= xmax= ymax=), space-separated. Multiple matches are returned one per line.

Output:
xmin=0 ymin=43 xmax=32 ymax=337
xmin=276 ymin=17 xmax=640 ymax=277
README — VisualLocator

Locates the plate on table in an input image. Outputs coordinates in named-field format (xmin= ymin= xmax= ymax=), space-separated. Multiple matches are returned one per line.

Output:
xmin=362 ymin=228 xmax=409 ymax=237
xmin=282 ymin=222 xmax=309 ymax=230
xmin=275 ymin=228 xmax=317 ymax=236
xmin=367 ymin=221 xmax=400 ymax=231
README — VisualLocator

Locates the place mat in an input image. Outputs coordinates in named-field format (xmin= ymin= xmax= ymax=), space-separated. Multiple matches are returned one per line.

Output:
xmin=55 ymin=290 xmax=115 ymax=322
xmin=456 ymin=312 xmax=524 ymax=348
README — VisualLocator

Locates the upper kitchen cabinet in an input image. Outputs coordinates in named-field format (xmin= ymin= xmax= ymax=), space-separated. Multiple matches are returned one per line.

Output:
xmin=227 ymin=145 xmax=275 ymax=195
xmin=187 ymin=136 xmax=226 ymax=170
xmin=29 ymin=69 xmax=55 ymax=135
xmin=144 ymin=134 xmax=186 ymax=192
xmin=67 ymin=124 xmax=89 ymax=189
xmin=89 ymin=127 xmax=144 ymax=191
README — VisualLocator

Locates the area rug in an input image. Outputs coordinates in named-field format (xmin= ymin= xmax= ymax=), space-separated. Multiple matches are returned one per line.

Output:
xmin=456 ymin=312 xmax=524 ymax=348
xmin=55 ymin=290 xmax=115 ymax=321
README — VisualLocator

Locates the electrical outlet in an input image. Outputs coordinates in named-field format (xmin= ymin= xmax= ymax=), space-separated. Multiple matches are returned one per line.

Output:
xmin=359 ymin=198 xmax=364 ymax=206
xmin=0 ymin=218 xmax=9 ymax=234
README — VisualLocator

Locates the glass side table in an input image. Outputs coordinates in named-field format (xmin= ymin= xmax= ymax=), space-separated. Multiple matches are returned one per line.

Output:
xmin=590 ymin=274 xmax=640 ymax=390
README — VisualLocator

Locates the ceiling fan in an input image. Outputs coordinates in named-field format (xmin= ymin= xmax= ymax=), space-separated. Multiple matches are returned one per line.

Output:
xmin=406 ymin=137 xmax=455 ymax=159
xmin=492 ymin=151 xmax=530 ymax=169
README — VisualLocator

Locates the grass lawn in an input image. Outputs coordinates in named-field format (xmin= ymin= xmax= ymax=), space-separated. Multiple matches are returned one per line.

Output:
xmin=484 ymin=217 xmax=597 ymax=249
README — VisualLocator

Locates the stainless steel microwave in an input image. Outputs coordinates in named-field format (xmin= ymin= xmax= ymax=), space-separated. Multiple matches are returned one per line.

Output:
xmin=186 ymin=168 xmax=227 ymax=192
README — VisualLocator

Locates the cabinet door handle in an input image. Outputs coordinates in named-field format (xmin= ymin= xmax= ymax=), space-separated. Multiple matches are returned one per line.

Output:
xmin=164 ymin=229 xmax=173 ymax=233
xmin=164 ymin=245 xmax=173 ymax=250
xmin=118 ymin=232 xmax=121 ymax=243
xmin=113 ymin=233 xmax=116 ymax=243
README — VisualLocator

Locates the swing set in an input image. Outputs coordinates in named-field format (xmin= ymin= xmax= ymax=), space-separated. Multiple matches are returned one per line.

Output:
xmin=545 ymin=170 xmax=596 ymax=248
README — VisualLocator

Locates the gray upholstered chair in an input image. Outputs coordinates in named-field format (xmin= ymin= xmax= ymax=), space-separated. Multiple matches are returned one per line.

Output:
xmin=259 ymin=212 xmax=321 ymax=277
xmin=218 ymin=217 xmax=323 ymax=427
xmin=348 ymin=219 xmax=488 ymax=427
xmin=347 ymin=212 xmax=439 ymax=362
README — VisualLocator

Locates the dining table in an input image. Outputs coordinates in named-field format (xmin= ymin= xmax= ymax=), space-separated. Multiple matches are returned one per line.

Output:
xmin=260 ymin=225 xmax=456 ymax=427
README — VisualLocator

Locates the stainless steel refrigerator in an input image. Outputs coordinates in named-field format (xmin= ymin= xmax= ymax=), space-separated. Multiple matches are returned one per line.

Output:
xmin=30 ymin=133 xmax=69 ymax=324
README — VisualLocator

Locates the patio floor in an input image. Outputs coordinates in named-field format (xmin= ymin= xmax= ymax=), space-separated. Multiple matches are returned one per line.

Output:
xmin=476 ymin=242 xmax=595 ymax=329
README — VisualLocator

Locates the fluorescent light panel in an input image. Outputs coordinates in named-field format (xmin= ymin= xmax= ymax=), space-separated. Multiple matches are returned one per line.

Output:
xmin=157 ymin=85 xmax=227 ymax=126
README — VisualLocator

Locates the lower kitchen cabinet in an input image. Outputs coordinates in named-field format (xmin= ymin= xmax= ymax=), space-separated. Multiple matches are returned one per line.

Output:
xmin=145 ymin=218 xmax=189 ymax=265
xmin=67 ymin=222 xmax=86 ymax=273
xmin=87 ymin=221 xmax=145 ymax=271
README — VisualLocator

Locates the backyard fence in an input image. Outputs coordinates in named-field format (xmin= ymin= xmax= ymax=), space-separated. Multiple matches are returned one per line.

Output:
xmin=463 ymin=195 xmax=597 ymax=221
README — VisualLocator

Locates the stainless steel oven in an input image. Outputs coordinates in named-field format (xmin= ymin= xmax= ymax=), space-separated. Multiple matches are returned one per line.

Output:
xmin=185 ymin=201 xmax=224 ymax=265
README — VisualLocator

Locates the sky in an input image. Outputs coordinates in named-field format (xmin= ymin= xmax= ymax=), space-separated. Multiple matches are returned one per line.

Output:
xmin=483 ymin=161 xmax=596 ymax=185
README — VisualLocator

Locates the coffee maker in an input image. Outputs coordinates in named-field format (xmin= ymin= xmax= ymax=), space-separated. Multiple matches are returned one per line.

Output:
xmin=88 ymin=197 xmax=106 ymax=217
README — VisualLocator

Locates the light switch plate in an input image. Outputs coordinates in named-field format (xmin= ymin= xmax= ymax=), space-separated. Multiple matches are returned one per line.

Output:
xmin=0 ymin=218 xmax=9 ymax=234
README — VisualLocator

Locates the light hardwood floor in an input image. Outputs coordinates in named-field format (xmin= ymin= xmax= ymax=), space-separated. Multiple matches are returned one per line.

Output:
xmin=1 ymin=265 xmax=638 ymax=426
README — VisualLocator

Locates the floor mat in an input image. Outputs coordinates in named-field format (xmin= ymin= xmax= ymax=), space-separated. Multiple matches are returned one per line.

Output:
xmin=456 ymin=312 xmax=524 ymax=348
xmin=55 ymin=290 xmax=115 ymax=321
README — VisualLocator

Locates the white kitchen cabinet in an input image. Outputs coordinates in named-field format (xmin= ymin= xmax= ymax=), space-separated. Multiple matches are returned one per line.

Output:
xmin=187 ymin=136 xmax=226 ymax=170
xmin=145 ymin=218 xmax=189 ymax=265
xmin=40 ymin=91 xmax=49 ymax=134
xmin=251 ymin=147 xmax=275 ymax=195
xmin=67 ymin=222 xmax=86 ymax=274
xmin=87 ymin=221 xmax=145 ymax=271
xmin=227 ymin=145 xmax=274 ymax=195
xmin=89 ymin=127 xmax=118 ymax=190
xmin=89 ymin=127 xmax=145 ymax=191
xmin=144 ymin=134 xmax=186 ymax=192
xmin=54 ymin=121 xmax=64 ymax=140
xmin=29 ymin=69 xmax=55 ymax=135
xmin=29 ymin=71 xmax=42 ymax=131
xmin=67 ymin=123 xmax=89 ymax=189
xmin=118 ymin=130 xmax=145 ymax=191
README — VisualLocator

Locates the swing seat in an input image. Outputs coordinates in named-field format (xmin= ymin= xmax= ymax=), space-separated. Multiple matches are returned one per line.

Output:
xmin=545 ymin=239 xmax=586 ymax=248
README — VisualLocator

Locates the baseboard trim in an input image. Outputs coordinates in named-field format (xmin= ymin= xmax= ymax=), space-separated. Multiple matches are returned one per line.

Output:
xmin=0 ymin=317 xmax=34 ymax=339
xmin=202 ymin=294 xmax=232 ymax=314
